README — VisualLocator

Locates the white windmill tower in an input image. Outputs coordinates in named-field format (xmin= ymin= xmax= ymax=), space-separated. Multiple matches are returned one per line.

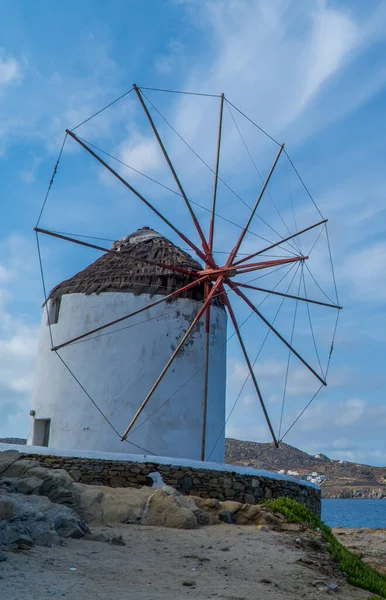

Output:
xmin=28 ymin=227 xmax=227 ymax=461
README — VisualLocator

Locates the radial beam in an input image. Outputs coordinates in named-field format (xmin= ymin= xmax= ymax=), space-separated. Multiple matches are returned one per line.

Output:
xmin=233 ymin=281 xmax=342 ymax=309
xmin=221 ymin=286 xmax=278 ymax=447
xmin=233 ymin=219 xmax=327 ymax=267
xmin=120 ymin=276 xmax=224 ymax=441
xmin=133 ymin=84 xmax=214 ymax=264
xmin=52 ymin=275 xmax=209 ymax=351
xmin=35 ymin=227 xmax=196 ymax=277
xmin=208 ymin=93 xmax=225 ymax=252
xmin=230 ymin=256 xmax=306 ymax=277
xmin=226 ymin=144 xmax=284 ymax=266
xmin=197 ymin=256 xmax=305 ymax=279
xmin=227 ymin=280 xmax=327 ymax=386
xmin=65 ymin=129 xmax=208 ymax=264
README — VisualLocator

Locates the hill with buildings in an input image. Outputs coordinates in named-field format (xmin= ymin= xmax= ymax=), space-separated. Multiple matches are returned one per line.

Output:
xmin=225 ymin=438 xmax=386 ymax=498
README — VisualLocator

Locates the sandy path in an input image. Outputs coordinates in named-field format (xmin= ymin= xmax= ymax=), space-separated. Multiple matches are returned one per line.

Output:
xmin=0 ymin=524 xmax=373 ymax=600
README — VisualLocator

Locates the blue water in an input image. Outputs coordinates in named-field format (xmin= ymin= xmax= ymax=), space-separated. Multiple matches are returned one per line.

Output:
xmin=322 ymin=499 xmax=386 ymax=528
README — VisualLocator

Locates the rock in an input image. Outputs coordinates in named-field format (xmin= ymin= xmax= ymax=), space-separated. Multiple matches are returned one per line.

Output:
xmin=182 ymin=581 xmax=196 ymax=587
xmin=0 ymin=552 xmax=7 ymax=561
xmin=0 ymin=491 xmax=87 ymax=549
xmin=244 ymin=494 xmax=256 ymax=505
xmin=13 ymin=476 xmax=44 ymax=495
xmin=220 ymin=546 xmax=230 ymax=552
xmin=143 ymin=490 xmax=198 ymax=529
xmin=194 ymin=509 xmax=211 ymax=526
xmin=110 ymin=535 xmax=126 ymax=546
xmin=0 ymin=459 xmax=40 ymax=479
xmin=219 ymin=510 xmax=232 ymax=524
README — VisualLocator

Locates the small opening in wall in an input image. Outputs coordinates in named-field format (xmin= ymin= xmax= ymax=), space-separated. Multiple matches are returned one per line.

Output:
xmin=32 ymin=419 xmax=51 ymax=447
xmin=47 ymin=298 xmax=61 ymax=325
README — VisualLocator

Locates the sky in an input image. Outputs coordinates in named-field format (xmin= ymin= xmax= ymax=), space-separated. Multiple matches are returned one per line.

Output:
xmin=1 ymin=0 xmax=386 ymax=466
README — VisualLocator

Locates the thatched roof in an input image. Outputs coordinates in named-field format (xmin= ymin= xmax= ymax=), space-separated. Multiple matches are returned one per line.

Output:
xmin=48 ymin=227 xmax=221 ymax=304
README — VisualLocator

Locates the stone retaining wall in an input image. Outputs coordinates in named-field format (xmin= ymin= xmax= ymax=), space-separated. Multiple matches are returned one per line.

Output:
xmin=19 ymin=452 xmax=321 ymax=516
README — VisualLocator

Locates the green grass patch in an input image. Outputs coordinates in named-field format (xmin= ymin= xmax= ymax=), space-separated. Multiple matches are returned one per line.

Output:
xmin=265 ymin=497 xmax=386 ymax=598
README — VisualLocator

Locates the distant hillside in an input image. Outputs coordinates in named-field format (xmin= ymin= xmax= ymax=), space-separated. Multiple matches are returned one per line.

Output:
xmin=225 ymin=439 xmax=330 ymax=470
xmin=225 ymin=438 xmax=386 ymax=499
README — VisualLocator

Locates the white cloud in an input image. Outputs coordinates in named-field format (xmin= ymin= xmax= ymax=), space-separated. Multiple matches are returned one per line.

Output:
xmin=0 ymin=49 xmax=22 ymax=86
xmin=0 ymin=236 xmax=40 ymax=437
xmin=118 ymin=133 xmax=163 ymax=176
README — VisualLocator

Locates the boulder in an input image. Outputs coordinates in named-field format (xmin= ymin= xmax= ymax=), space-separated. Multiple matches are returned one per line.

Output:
xmin=142 ymin=489 xmax=197 ymax=529
xmin=0 ymin=491 xmax=88 ymax=549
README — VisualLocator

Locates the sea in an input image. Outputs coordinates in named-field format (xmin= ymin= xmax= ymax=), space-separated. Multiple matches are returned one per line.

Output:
xmin=322 ymin=499 xmax=386 ymax=529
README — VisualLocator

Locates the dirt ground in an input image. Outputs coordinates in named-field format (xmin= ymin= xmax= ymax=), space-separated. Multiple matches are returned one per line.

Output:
xmin=334 ymin=527 xmax=386 ymax=575
xmin=0 ymin=523 xmax=377 ymax=600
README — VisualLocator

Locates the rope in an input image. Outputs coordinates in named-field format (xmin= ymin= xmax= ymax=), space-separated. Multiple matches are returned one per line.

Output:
xmin=54 ymin=351 xmax=156 ymax=455
xmin=224 ymin=98 xmax=281 ymax=146
xmin=325 ymin=310 xmax=340 ymax=378
xmin=325 ymin=223 xmax=340 ymax=305
xmin=70 ymin=87 xmax=134 ymax=131
xmin=284 ymin=149 xmax=324 ymax=220
xmin=307 ymin=222 xmax=326 ymax=256
xmin=301 ymin=266 xmax=325 ymax=378
xmin=36 ymin=133 xmax=68 ymax=228
xmin=279 ymin=385 xmax=324 ymax=442
xmin=278 ymin=270 xmax=302 ymax=440
xmin=304 ymin=262 xmax=336 ymax=305
xmin=285 ymin=158 xmax=302 ymax=254
xmin=225 ymin=101 xmax=300 ymax=255
xmin=138 ymin=86 xmax=221 ymax=98
xmin=35 ymin=231 xmax=54 ymax=349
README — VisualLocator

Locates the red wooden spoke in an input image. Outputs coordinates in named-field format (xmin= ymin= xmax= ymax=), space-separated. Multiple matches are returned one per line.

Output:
xmin=197 ymin=256 xmax=305 ymax=280
xmin=208 ymin=93 xmax=225 ymax=252
xmin=232 ymin=281 xmax=342 ymax=310
xmin=226 ymin=280 xmax=326 ymax=385
xmin=232 ymin=257 xmax=306 ymax=276
xmin=226 ymin=144 xmax=285 ymax=266
xmin=133 ymin=85 xmax=215 ymax=267
xmin=221 ymin=283 xmax=278 ymax=446
xmin=232 ymin=219 xmax=327 ymax=267
xmin=52 ymin=275 xmax=210 ymax=352
xmin=66 ymin=129 xmax=209 ymax=265
xmin=121 ymin=276 xmax=224 ymax=441
xmin=35 ymin=227 xmax=197 ymax=278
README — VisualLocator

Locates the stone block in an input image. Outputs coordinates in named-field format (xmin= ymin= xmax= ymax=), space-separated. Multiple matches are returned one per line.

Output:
xmin=244 ymin=494 xmax=256 ymax=505
xmin=233 ymin=482 xmax=245 ymax=491
xmin=224 ymin=488 xmax=235 ymax=498
xmin=109 ymin=477 xmax=126 ymax=487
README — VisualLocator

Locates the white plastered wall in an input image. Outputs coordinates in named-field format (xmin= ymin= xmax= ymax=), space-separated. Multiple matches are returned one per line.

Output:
xmin=28 ymin=292 xmax=227 ymax=462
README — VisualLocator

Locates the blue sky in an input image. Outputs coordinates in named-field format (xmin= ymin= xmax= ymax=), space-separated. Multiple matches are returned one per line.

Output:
xmin=1 ymin=0 xmax=386 ymax=466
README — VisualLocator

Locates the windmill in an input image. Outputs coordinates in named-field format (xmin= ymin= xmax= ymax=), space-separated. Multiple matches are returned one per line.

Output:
xmin=31 ymin=84 xmax=341 ymax=461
